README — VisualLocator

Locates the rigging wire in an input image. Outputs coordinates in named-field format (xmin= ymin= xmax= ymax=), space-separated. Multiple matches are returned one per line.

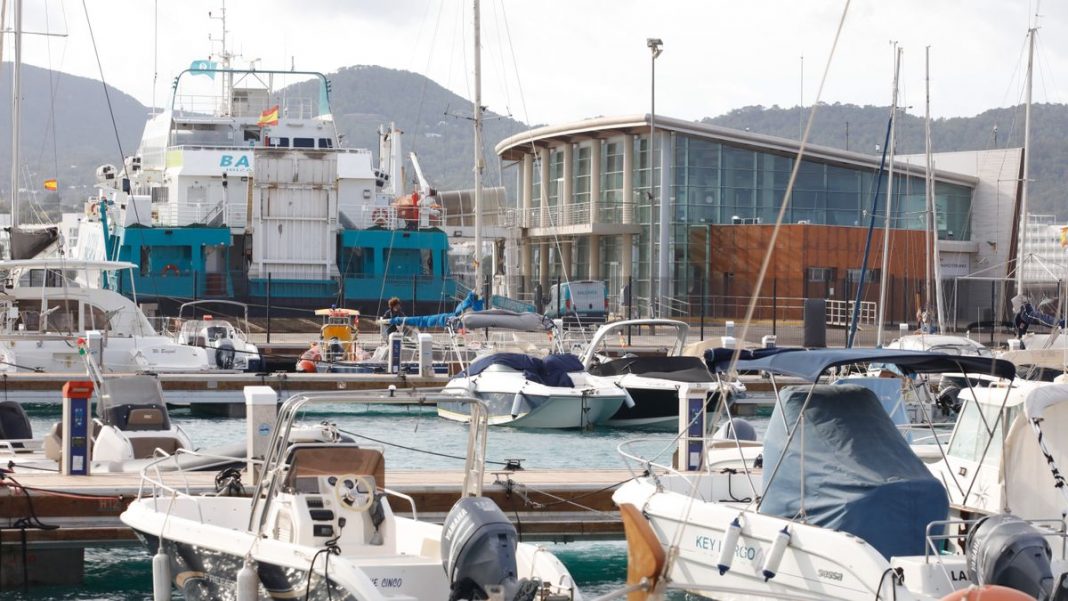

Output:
xmin=80 ymin=0 xmax=129 ymax=181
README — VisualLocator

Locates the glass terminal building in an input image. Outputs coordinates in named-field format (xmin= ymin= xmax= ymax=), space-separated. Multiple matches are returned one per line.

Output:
xmin=496 ymin=115 xmax=1020 ymax=322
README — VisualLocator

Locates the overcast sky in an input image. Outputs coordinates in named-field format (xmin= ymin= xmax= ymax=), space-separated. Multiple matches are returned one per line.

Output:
xmin=13 ymin=0 xmax=1068 ymax=126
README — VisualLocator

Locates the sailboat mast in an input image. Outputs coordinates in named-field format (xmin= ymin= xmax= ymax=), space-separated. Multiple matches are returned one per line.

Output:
xmin=1016 ymin=27 xmax=1035 ymax=294
xmin=473 ymin=0 xmax=485 ymax=298
xmin=9 ymin=0 xmax=20 ymax=232
xmin=924 ymin=47 xmax=933 ymax=322
xmin=927 ymin=47 xmax=947 ymax=332
xmin=876 ymin=45 xmax=902 ymax=346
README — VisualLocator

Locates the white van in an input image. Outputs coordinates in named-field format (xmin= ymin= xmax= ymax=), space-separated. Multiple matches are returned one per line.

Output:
xmin=546 ymin=280 xmax=608 ymax=324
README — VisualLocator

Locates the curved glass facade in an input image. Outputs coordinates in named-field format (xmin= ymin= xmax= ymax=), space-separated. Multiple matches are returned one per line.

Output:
xmin=516 ymin=126 xmax=974 ymax=312
xmin=670 ymin=136 xmax=972 ymax=237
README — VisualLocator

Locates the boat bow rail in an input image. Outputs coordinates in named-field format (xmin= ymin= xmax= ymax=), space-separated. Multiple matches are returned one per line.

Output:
xmin=132 ymin=389 xmax=489 ymax=532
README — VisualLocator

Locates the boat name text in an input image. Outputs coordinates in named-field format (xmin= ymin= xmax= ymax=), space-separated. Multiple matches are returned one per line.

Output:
xmin=694 ymin=535 xmax=763 ymax=563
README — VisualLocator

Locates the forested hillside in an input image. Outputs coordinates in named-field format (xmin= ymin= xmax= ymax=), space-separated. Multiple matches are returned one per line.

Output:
xmin=1 ymin=63 xmax=1065 ymax=222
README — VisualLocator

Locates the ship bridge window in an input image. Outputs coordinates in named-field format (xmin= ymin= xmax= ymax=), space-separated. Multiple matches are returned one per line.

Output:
xmin=318 ymin=138 xmax=333 ymax=149
xmin=270 ymin=137 xmax=290 ymax=148
xmin=293 ymin=138 xmax=315 ymax=149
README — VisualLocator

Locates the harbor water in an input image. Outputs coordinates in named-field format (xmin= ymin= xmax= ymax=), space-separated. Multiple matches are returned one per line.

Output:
xmin=14 ymin=402 xmax=769 ymax=599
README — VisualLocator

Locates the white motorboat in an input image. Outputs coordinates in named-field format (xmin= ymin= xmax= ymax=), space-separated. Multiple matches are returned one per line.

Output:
xmin=173 ymin=300 xmax=263 ymax=372
xmin=928 ymin=376 xmax=1068 ymax=520
xmin=121 ymin=389 xmax=581 ymax=601
xmin=581 ymin=319 xmax=742 ymax=430
xmin=614 ymin=348 xmax=1068 ymax=601
xmin=0 ymin=259 xmax=213 ymax=373
xmin=440 ymin=310 xmax=628 ymax=429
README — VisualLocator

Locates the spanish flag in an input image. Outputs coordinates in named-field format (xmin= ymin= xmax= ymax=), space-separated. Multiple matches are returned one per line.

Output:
xmin=257 ymin=105 xmax=279 ymax=127
xmin=43 ymin=179 xmax=57 ymax=191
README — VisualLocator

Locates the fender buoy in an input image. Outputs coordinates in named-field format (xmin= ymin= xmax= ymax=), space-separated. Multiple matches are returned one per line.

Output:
xmin=296 ymin=359 xmax=316 ymax=373
xmin=939 ymin=585 xmax=1037 ymax=600
xmin=371 ymin=207 xmax=388 ymax=226
xmin=161 ymin=264 xmax=180 ymax=277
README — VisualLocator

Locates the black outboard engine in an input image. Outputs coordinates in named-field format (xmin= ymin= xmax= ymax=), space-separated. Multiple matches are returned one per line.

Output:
xmin=713 ymin=417 xmax=756 ymax=442
xmin=966 ymin=514 xmax=1055 ymax=600
xmin=0 ymin=400 xmax=32 ymax=443
xmin=215 ymin=340 xmax=236 ymax=369
xmin=442 ymin=497 xmax=531 ymax=601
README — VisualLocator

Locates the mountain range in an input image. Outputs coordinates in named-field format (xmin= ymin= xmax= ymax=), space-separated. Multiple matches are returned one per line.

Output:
xmin=0 ymin=63 xmax=1064 ymax=222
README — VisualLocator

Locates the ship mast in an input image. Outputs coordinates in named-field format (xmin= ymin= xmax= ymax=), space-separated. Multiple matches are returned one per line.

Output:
xmin=473 ymin=0 xmax=485 ymax=298
xmin=209 ymin=1 xmax=234 ymax=116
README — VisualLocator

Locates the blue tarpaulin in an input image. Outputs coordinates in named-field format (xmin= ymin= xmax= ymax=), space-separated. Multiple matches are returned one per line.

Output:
xmin=760 ymin=384 xmax=948 ymax=559
xmin=386 ymin=291 xmax=484 ymax=330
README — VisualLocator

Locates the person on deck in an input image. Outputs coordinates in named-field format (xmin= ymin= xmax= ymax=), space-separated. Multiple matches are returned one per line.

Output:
xmin=381 ymin=297 xmax=406 ymax=337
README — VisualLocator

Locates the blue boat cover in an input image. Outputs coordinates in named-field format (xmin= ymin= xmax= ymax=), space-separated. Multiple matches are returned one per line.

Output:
xmin=459 ymin=352 xmax=582 ymax=388
xmin=760 ymin=384 xmax=948 ymax=559
xmin=386 ymin=291 xmax=485 ymax=330
xmin=704 ymin=347 xmax=1015 ymax=382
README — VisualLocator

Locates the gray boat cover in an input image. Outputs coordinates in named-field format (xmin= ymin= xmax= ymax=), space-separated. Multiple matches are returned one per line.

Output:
xmin=456 ymin=309 xmax=554 ymax=332
xmin=761 ymin=384 xmax=948 ymax=559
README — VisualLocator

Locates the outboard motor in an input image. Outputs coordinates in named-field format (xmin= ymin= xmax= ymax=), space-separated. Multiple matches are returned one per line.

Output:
xmin=0 ymin=400 xmax=32 ymax=443
xmin=713 ymin=417 xmax=757 ymax=442
xmin=965 ymin=514 xmax=1055 ymax=600
xmin=441 ymin=497 xmax=534 ymax=601
xmin=215 ymin=340 xmax=236 ymax=370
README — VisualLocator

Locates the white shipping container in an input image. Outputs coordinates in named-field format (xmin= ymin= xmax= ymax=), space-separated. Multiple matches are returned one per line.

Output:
xmin=249 ymin=150 xmax=339 ymax=280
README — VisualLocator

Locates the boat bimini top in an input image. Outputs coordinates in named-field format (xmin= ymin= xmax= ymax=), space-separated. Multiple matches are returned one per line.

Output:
xmin=704 ymin=347 xmax=1016 ymax=382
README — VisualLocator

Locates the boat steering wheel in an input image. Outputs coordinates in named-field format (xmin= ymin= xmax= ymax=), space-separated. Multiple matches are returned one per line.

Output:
xmin=332 ymin=474 xmax=376 ymax=513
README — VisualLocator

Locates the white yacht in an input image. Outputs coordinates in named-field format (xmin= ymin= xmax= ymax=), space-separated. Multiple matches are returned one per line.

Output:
xmin=0 ymin=259 xmax=213 ymax=373
xmin=581 ymin=319 xmax=741 ymax=430
xmin=439 ymin=310 xmax=629 ymax=429
xmin=173 ymin=300 xmax=263 ymax=372
xmin=613 ymin=348 xmax=1068 ymax=601
xmin=121 ymin=390 xmax=581 ymax=601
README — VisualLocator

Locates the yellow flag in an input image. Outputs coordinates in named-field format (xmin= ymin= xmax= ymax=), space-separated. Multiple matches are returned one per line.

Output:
xmin=1060 ymin=226 xmax=1068 ymax=248
xmin=43 ymin=179 xmax=58 ymax=191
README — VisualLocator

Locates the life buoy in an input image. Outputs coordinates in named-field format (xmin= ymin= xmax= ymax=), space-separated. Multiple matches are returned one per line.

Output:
xmin=372 ymin=207 xmax=388 ymax=226
xmin=161 ymin=264 xmax=180 ymax=277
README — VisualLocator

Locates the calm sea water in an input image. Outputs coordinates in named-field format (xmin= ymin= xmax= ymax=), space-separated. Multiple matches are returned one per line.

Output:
xmin=15 ymin=403 xmax=755 ymax=600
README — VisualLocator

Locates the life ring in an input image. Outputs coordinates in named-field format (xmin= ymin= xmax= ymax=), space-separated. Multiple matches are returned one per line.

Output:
xmin=161 ymin=264 xmax=180 ymax=277
xmin=371 ymin=207 xmax=388 ymax=226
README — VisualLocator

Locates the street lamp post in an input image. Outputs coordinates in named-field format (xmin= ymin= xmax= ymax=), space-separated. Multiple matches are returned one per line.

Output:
xmin=647 ymin=37 xmax=663 ymax=318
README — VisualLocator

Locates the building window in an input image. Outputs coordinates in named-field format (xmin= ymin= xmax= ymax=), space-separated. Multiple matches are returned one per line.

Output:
xmin=807 ymin=267 xmax=833 ymax=282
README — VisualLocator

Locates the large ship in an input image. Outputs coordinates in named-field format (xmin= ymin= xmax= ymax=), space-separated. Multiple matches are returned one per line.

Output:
xmin=72 ymin=55 xmax=456 ymax=317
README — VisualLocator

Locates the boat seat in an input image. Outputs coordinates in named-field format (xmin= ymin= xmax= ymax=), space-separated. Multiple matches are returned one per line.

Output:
xmin=284 ymin=444 xmax=385 ymax=490
xmin=126 ymin=408 xmax=166 ymax=431
xmin=129 ymin=435 xmax=183 ymax=459
xmin=43 ymin=420 xmax=103 ymax=462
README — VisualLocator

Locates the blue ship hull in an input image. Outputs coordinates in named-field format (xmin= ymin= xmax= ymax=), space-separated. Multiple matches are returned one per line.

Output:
xmin=107 ymin=225 xmax=458 ymax=317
